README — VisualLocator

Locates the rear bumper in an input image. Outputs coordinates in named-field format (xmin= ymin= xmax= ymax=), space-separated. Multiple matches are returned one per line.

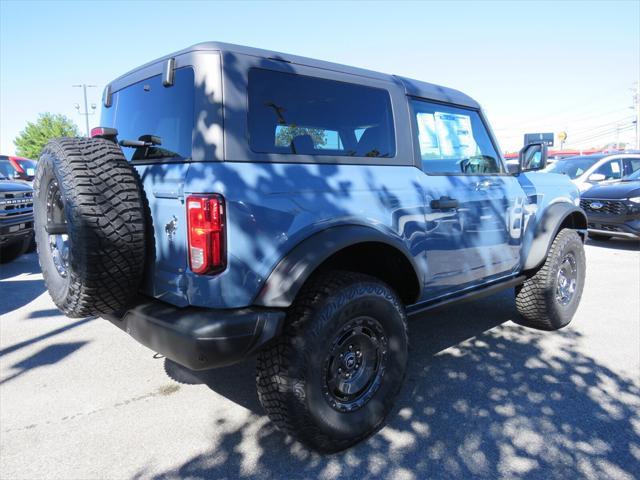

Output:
xmin=103 ymin=297 xmax=286 ymax=370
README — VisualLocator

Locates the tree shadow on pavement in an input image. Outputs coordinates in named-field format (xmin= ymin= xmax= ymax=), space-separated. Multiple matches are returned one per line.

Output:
xmin=0 ymin=341 xmax=88 ymax=385
xmin=0 ymin=317 xmax=95 ymax=357
xmin=146 ymin=290 xmax=640 ymax=480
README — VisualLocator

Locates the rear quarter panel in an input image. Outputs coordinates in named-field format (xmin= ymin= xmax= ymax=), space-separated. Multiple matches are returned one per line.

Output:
xmin=183 ymin=162 xmax=428 ymax=308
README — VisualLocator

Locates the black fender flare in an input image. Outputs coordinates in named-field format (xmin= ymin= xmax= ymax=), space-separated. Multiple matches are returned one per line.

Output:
xmin=253 ymin=225 xmax=422 ymax=307
xmin=522 ymin=202 xmax=587 ymax=271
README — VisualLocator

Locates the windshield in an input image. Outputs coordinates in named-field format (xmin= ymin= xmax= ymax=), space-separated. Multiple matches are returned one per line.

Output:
xmin=544 ymin=157 xmax=599 ymax=179
xmin=15 ymin=158 xmax=36 ymax=172
xmin=0 ymin=159 xmax=15 ymax=179
xmin=13 ymin=158 xmax=36 ymax=179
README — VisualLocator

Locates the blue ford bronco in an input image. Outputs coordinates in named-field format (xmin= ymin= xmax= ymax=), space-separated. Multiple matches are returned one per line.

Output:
xmin=0 ymin=169 xmax=33 ymax=264
xmin=34 ymin=42 xmax=587 ymax=452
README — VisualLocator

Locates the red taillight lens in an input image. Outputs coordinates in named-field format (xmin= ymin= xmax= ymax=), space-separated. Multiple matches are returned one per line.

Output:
xmin=90 ymin=127 xmax=118 ymax=139
xmin=186 ymin=194 xmax=226 ymax=275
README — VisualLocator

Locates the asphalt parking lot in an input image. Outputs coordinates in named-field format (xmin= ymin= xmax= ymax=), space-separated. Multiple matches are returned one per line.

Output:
xmin=1 ymin=239 xmax=639 ymax=480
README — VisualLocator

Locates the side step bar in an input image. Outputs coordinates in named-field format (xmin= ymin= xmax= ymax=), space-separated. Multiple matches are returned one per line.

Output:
xmin=406 ymin=275 xmax=526 ymax=318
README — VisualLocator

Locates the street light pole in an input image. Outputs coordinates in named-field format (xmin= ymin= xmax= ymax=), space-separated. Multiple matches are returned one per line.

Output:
xmin=72 ymin=84 xmax=97 ymax=137
xmin=635 ymin=81 xmax=640 ymax=150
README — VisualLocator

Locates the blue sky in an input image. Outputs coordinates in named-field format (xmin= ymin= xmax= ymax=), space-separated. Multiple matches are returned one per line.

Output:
xmin=1 ymin=0 xmax=638 ymax=155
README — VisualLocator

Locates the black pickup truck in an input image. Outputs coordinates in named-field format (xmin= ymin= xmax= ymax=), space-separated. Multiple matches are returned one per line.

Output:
xmin=0 ymin=167 xmax=34 ymax=263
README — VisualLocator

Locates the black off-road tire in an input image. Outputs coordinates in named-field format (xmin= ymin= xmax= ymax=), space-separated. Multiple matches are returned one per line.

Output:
xmin=516 ymin=228 xmax=586 ymax=330
xmin=0 ymin=236 xmax=30 ymax=264
xmin=34 ymin=137 xmax=146 ymax=318
xmin=256 ymin=271 xmax=408 ymax=452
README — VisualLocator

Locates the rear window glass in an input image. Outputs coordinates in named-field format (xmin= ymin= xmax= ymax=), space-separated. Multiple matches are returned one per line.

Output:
xmin=248 ymin=69 xmax=396 ymax=158
xmin=101 ymin=67 xmax=194 ymax=161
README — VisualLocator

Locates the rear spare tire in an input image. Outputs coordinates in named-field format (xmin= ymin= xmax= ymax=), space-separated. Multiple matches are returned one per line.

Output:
xmin=34 ymin=137 xmax=146 ymax=317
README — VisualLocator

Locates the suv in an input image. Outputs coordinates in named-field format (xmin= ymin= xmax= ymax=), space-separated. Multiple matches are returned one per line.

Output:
xmin=33 ymin=42 xmax=587 ymax=452
xmin=580 ymin=168 xmax=640 ymax=240
xmin=0 ymin=169 xmax=34 ymax=263
xmin=0 ymin=155 xmax=37 ymax=182
xmin=544 ymin=152 xmax=640 ymax=193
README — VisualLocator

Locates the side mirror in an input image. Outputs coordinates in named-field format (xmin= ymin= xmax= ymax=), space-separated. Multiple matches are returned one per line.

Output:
xmin=518 ymin=142 xmax=548 ymax=173
xmin=588 ymin=173 xmax=606 ymax=182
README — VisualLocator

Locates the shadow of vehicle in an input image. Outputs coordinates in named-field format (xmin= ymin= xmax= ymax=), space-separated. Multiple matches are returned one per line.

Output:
xmin=150 ymin=290 xmax=639 ymax=479
xmin=0 ymin=252 xmax=41 ymax=279
xmin=586 ymin=237 xmax=639 ymax=252
xmin=164 ymin=356 xmax=261 ymax=414
xmin=0 ymin=253 xmax=46 ymax=316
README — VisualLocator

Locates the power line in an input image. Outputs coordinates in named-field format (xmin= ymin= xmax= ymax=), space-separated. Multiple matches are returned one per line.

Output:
xmin=495 ymin=116 xmax=634 ymax=145
xmin=569 ymin=125 xmax=634 ymax=143
xmin=493 ymin=94 xmax=633 ymax=131
xmin=567 ymin=125 xmax=634 ymax=147
xmin=633 ymin=81 xmax=640 ymax=150
xmin=567 ymin=117 xmax=635 ymax=138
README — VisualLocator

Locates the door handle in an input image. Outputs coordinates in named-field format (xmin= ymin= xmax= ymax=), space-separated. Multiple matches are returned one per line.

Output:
xmin=430 ymin=196 xmax=459 ymax=210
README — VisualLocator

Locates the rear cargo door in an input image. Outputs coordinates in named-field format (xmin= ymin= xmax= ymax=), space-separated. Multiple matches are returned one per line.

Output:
xmin=100 ymin=67 xmax=196 ymax=306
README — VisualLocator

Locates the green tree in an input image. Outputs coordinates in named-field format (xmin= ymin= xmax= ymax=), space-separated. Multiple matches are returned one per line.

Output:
xmin=13 ymin=113 xmax=80 ymax=159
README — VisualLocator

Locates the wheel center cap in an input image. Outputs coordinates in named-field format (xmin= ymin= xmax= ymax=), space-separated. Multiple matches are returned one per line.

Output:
xmin=343 ymin=352 xmax=357 ymax=370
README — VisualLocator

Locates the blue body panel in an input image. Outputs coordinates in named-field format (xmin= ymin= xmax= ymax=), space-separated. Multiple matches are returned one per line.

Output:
xmin=136 ymin=160 xmax=579 ymax=310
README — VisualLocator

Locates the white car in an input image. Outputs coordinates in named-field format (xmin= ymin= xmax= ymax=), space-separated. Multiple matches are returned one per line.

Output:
xmin=543 ymin=153 xmax=640 ymax=194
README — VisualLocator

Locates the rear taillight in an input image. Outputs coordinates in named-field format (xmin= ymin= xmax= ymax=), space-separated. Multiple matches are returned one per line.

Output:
xmin=90 ymin=127 xmax=118 ymax=140
xmin=186 ymin=194 xmax=226 ymax=275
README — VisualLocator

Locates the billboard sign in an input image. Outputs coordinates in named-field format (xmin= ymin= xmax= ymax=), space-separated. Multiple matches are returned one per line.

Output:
xmin=524 ymin=132 xmax=554 ymax=147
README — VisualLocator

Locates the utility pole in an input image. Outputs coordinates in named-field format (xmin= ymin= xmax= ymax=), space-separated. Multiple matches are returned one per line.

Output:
xmin=72 ymin=84 xmax=97 ymax=137
xmin=635 ymin=81 xmax=640 ymax=150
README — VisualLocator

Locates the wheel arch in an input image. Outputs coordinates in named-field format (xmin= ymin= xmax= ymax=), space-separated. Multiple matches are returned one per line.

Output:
xmin=253 ymin=225 xmax=422 ymax=307
xmin=523 ymin=202 xmax=587 ymax=272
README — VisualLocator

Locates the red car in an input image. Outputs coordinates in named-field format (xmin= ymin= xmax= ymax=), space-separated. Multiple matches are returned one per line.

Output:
xmin=0 ymin=155 xmax=37 ymax=182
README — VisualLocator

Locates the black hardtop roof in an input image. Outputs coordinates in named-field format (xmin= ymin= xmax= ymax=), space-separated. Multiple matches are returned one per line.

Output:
xmin=112 ymin=41 xmax=480 ymax=109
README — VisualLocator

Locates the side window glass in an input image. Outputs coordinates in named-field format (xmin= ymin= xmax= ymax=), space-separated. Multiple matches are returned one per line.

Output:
xmin=412 ymin=100 xmax=502 ymax=174
xmin=626 ymin=158 xmax=640 ymax=174
xmin=595 ymin=160 xmax=622 ymax=180
xmin=248 ymin=69 xmax=396 ymax=158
